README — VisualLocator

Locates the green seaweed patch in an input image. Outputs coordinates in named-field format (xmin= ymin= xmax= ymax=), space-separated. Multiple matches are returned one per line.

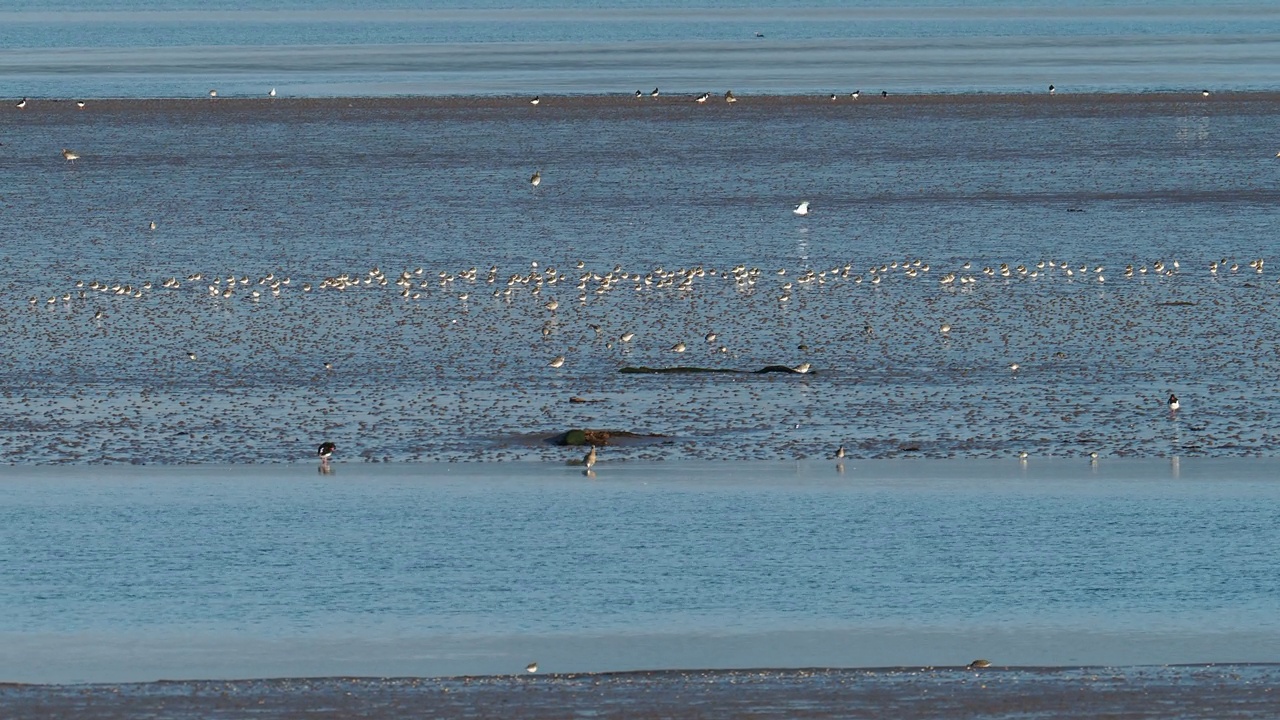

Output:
xmin=619 ymin=365 xmax=814 ymax=375
xmin=551 ymin=429 xmax=670 ymax=447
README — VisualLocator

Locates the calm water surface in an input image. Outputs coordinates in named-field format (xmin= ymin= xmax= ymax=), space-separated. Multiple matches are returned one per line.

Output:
xmin=1 ymin=461 xmax=1278 ymax=682
xmin=2 ymin=2 xmax=1280 ymax=97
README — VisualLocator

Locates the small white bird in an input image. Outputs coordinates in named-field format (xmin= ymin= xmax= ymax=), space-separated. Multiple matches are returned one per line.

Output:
xmin=620 ymin=332 xmax=635 ymax=343
xmin=76 ymin=100 xmax=85 ymax=108
xmin=793 ymin=201 xmax=809 ymax=216
xmin=549 ymin=355 xmax=565 ymax=368
xmin=526 ymin=662 xmax=538 ymax=673
xmin=209 ymin=89 xmax=218 ymax=98
xmin=1168 ymin=394 xmax=1180 ymax=412
xmin=671 ymin=342 xmax=686 ymax=353
xmin=269 ymin=88 xmax=276 ymax=97
xmin=530 ymin=170 xmax=541 ymax=187
xmin=793 ymin=362 xmax=811 ymax=374
xmin=61 ymin=148 xmax=80 ymax=162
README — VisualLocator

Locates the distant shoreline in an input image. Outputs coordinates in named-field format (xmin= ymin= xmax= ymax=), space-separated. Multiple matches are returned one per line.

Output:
xmin=8 ymin=90 xmax=1280 ymax=113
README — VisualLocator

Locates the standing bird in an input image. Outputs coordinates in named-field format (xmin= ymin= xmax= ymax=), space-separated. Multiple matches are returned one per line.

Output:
xmin=317 ymin=441 xmax=336 ymax=463
xmin=209 ymin=89 xmax=218 ymax=98
xmin=16 ymin=97 xmax=27 ymax=109
xmin=836 ymin=445 xmax=846 ymax=459
xmin=530 ymin=170 xmax=541 ymax=187
xmin=583 ymin=445 xmax=597 ymax=470
xmin=269 ymin=87 xmax=276 ymax=97
xmin=793 ymin=201 xmax=809 ymax=216
xmin=725 ymin=90 xmax=737 ymax=103
xmin=635 ymin=89 xmax=642 ymax=98
xmin=1049 ymin=84 xmax=1055 ymax=94
xmin=1168 ymin=394 xmax=1180 ymax=412
xmin=62 ymin=148 xmax=80 ymax=163
xmin=695 ymin=92 xmax=710 ymax=103
xmin=530 ymin=95 xmax=540 ymax=105
xmin=650 ymin=87 xmax=659 ymax=97
xmin=526 ymin=662 xmax=539 ymax=673
xmin=76 ymin=100 xmax=85 ymax=108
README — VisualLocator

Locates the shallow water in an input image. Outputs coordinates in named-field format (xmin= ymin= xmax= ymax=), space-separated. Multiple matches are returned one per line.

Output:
xmin=4 ymin=95 xmax=1280 ymax=464
xmin=2 ymin=461 xmax=1278 ymax=683
xmin=3 ymin=2 xmax=1280 ymax=97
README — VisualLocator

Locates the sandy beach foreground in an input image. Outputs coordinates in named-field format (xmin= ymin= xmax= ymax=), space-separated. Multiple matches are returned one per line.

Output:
xmin=3 ymin=665 xmax=1278 ymax=719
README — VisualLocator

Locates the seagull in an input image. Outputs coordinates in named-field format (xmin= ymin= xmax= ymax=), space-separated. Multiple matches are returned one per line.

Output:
xmin=16 ymin=97 xmax=26 ymax=109
xmin=793 ymin=201 xmax=809 ymax=216
xmin=530 ymin=96 xmax=540 ymax=105
xmin=530 ymin=170 xmax=541 ymax=187
xmin=1168 ymin=394 xmax=1180 ymax=412
xmin=317 ymin=441 xmax=336 ymax=463
xmin=583 ymin=446 xmax=597 ymax=470
xmin=61 ymin=148 xmax=80 ymax=162
xmin=269 ymin=88 xmax=276 ymax=97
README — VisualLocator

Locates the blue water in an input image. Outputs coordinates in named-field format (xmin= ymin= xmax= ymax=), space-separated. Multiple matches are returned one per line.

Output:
xmin=1 ymin=461 xmax=1278 ymax=682
xmin=2 ymin=2 xmax=1279 ymax=97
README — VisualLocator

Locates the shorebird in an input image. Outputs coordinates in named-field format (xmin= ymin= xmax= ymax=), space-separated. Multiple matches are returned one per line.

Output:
xmin=650 ymin=87 xmax=659 ymax=97
xmin=671 ymin=342 xmax=686 ymax=353
xmin=186 ymin=351 xmax=197 ymax=360
xmin=1018 ymin=451 xmax=1029 ymax=461
xmin=725 ymin=90 xmax=736 ymax=103
xmin=967 ymin=659 xmax=991 ymax=670
xmin=793 ymin=201 xmax=809 ymax=216
xmin=530 ymin=170 xmax=541 ymax=187
xmin=583 ymin=446 xmax=597 ymax=470
xmin=76 ymin=100 xmax=85 ymax=108
xmin=317 ymin=441 xmax=336 ymax=463
xmin=793 ymin=362 xmax=811 ymax=373
xmin=269 ymin=88 xmax=276 ymax=97
xmin=620 ymin=331 xmax=635 ymax=343
xmin=1201 ymin=89 xmax=1210 ymax=97
xmin=695 ymin=92 xmax=710 ymax=103
xmin=149 ymin=221 xmax=156 ymax=230
xmin=1009 ymin=362 xmax=1020 ymax=373
xmin=16 ymin=97 xmax=26 ymax=109
xmin=1168 ymin=394 xmax=1180 ymax=412
xmin=209 ymin=89 xmax=217 ymax=98
xmin=530 ymin=95 xmax=540 ymax=105
xmin=1089 ymin=451 xmax=1099 ymax=464
xmin=549 ymin=355 xmax=565 ymax=368
xmin=635 ymin=90 xmax=642 ymax=98
xmin=829 ymin=93 xmax=837 ymax=101
xmin=61 ymin=148 xmax=79 ymax=163
xmin=526 ymin=662 xmax=538 ymax=673
xmin=851 ymin=90 xmax=860 ymax=99
xmin=836 ymin=445 xmax=846 ymax=459
xmin=1049 ymin=84 xmax=1055 ymax=94
xmin=881 ymin=90 xmax=888 ymax=97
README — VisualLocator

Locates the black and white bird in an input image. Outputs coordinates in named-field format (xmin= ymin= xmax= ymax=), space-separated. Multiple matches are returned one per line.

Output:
xmin=650 ymin=87 xmax=659 ymax=97
xmin=318 ymin=441 xmax=336 ymax=462
xmin=1168 ymin=394 xmax=1180 ymax=412
xmin=1049 ymin=84 xmax=1056 ymax=94
xmin=16 ymin=97 xmax=27 ymax=109
xmin=793 ymin=200 xmax=809 ymax=216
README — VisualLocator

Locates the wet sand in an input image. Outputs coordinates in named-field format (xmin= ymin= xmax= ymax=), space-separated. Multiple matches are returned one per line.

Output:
xmin=3 ymin=665 xmax=1278 ymax=719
